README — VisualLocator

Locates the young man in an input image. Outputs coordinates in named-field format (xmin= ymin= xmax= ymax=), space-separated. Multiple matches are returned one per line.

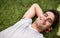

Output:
xmin=0 ymin=3 xmax=59 ymax=38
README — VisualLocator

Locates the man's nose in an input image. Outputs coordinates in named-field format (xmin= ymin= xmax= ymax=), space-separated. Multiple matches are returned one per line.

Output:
xmin=43 ymin=16 xmax=47 ymax=21
xmin=42 ymin=17 xmax=47 ymax=25
xmin=43 ymin=16 xmax=47 ymax=20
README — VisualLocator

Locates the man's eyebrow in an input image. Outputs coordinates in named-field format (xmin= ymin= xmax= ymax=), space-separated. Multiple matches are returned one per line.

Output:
xmin=46 ymin=13 xmax=48 ymax=15
xmin=46 ymin=13 xmax=53 ymax=22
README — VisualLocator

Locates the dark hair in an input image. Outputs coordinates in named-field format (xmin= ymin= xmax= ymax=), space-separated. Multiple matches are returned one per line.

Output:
xmin=44 ymin=10 xmax=59 ymax=29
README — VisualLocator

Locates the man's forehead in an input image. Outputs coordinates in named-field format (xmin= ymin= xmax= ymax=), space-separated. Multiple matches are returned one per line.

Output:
xmin=45 ymin=12 xmax=55 ymax=20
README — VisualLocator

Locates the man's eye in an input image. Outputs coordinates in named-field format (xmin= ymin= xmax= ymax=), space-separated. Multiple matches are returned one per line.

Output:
xmin=44 ymin=14 xmax=48 ymax=17
xmin=47 ymin=18 xmax=52 ymax=23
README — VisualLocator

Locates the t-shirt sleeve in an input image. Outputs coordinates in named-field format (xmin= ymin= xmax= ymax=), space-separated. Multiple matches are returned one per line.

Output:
xmin=35 ymin=33 xmax=45 ymax=38
xmin=20 ymin=18 xmax=32 ymax=24
xmin=39 ymin=35 xmax=45 ymax=38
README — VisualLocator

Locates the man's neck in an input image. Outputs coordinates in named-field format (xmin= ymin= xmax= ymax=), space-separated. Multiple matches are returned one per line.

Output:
xmin=31 ymin=22 xmax=42 ymax=33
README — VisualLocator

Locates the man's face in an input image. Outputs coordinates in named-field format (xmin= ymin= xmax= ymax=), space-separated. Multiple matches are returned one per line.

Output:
xmin=36 ymin=11 xmax=55 ymax=31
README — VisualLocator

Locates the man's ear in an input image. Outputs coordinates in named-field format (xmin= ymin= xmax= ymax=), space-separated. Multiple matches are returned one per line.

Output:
xmin=45 ymin=27 xmax=52 ymax=33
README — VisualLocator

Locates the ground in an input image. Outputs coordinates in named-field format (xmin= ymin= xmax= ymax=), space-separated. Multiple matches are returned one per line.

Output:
xmin=0 ymin=0 xmax=60 ymax=38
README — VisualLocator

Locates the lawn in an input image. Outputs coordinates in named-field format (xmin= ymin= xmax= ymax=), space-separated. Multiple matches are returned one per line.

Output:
xmin=0 ymin=0 xmax=60 ymax=38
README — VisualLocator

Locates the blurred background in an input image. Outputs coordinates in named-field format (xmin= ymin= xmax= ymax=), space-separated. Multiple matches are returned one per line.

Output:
xmin=0 ymin=0 xmax=60 ymax=38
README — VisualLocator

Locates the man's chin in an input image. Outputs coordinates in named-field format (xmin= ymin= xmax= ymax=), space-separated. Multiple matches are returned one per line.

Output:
xmin=34 ymin=21 xmax=47 ymax=32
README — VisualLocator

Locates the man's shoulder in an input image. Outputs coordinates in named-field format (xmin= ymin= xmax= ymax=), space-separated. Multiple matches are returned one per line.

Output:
xmin=20 ymin=18 xmax=32 ymax=23
xmin=27 ymin=29 xmax=44 ymax=38
xmin=34 ymin=32 xmax=44 ymax=38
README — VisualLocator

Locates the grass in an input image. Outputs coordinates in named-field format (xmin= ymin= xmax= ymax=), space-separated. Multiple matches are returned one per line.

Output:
xmin=0 ymin=0 xmax=60 ymax=38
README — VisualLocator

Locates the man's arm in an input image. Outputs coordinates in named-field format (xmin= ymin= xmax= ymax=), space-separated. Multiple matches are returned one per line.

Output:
xmin=35 ymin=4 xmax=43 ymax=17
xmin=22 ymin=3 xmax=43 ymax=18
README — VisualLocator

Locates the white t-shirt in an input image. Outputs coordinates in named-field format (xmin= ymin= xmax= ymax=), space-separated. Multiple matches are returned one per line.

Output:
xmin=0 ymin=18 xmax=44 ymax=38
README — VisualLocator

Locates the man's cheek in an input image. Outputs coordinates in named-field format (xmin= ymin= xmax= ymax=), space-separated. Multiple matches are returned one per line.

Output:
xmin=43 ymin=26 xmax=48 ymax=30
xmin=46 ymin=22 xmax=51 ymax=26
